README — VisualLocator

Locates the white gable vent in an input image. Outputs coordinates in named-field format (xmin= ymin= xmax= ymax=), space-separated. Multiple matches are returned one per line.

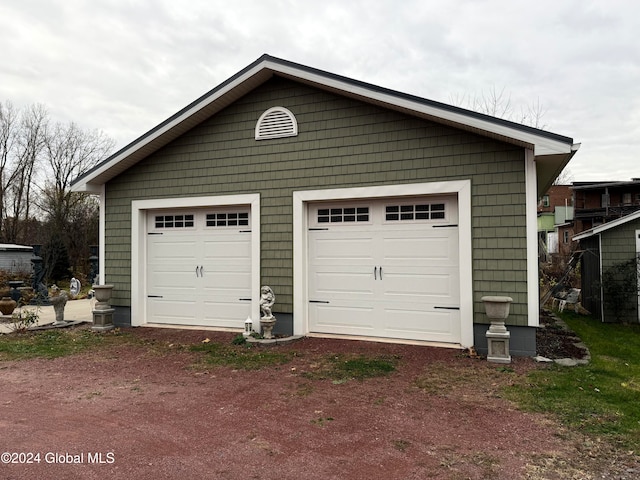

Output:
xmin=255 ymin=106 xmax=298 ymax=140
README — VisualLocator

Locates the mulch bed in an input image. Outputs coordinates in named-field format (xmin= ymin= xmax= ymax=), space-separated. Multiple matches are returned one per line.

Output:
xmin=536 ymin=309 xmax=590 ymax=360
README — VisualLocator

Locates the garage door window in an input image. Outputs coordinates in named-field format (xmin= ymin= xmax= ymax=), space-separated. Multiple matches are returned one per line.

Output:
xmin=154 ymin=214 xmax=195 ymax=228
xmin=317 ymin=207 xmax=369 ymax=223
xmin=206 ymin=212 xmax=249 ymax=227
xmin=385 ymin=203 xmax=445 ymax=221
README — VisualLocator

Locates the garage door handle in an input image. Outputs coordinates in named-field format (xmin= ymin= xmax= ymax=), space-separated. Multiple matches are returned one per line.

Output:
xmin=379 ymin=266 xmax=383 ymax=280
xmin=374 ymin=266 xmax=377 ymax=280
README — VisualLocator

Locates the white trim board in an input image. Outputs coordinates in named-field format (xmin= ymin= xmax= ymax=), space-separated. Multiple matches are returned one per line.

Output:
xmin=292 ymin=180 xmax=474 ymax=347
xmin=525 ymin=148 xmax=540 ymax=327
xmin=130 ymin=194 xmax=261 ymax=327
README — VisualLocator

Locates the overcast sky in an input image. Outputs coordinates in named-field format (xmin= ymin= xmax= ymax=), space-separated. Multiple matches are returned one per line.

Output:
xmin=1 ymin=0 xmax=638 ymax=182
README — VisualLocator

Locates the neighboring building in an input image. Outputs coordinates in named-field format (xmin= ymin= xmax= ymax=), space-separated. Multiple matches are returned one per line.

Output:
xmin=572 ymin=179 xmax=640 ymax=233
xmin=573 ymin=211 xmax=640 ymax=323
xmin=71 ymin=55 xmax=579 ymax=356
xmin=538 ymin=185 xmax=575 ymax=261
xmin=0 ymin=244 xmax=33 ymax=273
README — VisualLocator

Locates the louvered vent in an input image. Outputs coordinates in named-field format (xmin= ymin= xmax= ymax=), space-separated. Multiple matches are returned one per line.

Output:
xmin=255 ymin=107 xmax=298 ymax=140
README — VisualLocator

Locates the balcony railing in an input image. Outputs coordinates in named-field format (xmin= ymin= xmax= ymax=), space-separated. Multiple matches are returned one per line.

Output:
xmin=574 ymin=204 xmax=640 ymax=219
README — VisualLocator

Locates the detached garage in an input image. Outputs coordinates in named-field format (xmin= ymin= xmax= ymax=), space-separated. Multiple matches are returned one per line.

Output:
xmin=71 ymin=55 xmax=579 ymax=355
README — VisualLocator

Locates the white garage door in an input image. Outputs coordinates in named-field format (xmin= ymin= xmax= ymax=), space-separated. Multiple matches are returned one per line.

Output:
xmin=146 ymin=208 xmax=252 ymax=328
xmin=308 ymin=196 xmax=461 ymax=344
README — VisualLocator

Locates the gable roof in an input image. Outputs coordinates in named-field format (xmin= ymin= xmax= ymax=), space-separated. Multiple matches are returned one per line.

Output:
xmin=71 ymin=54 xmax=579 ymax=194
xmin=573 ymin=210 xmax=640 ymax=241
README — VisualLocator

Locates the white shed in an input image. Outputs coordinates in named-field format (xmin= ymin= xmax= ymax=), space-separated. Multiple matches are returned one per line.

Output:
xmin=0 ymin=244 xmax=33 ymax=273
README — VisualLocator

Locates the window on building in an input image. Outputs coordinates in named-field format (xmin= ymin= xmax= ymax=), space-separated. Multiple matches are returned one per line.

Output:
xmin=318 ymin=207 xmax=369 ymax=223
xmin=542 ymin=195 xmax=550 ymax=207
xmin=154 ymin=214 xmax=195 ymax=229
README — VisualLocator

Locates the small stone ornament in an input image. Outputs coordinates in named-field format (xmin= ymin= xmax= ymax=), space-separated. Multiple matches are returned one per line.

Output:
xmin=49 ymin=284 xmax=69 ymax=325
xmin=259 ymin=286 xmax=276 ymax=339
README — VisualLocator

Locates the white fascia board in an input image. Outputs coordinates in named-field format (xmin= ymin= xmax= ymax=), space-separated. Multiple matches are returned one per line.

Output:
xmin=268 ymin=61 xmax=574 ymax=157
xmin=574 ymin=210 xmax=640 ymax=241
xmin=72 ymin=63 xmax=271 ymax=192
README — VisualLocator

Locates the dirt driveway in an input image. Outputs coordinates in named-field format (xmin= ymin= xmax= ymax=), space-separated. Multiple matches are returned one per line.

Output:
xmin=0 ymin=327 xmax=636 ymax=479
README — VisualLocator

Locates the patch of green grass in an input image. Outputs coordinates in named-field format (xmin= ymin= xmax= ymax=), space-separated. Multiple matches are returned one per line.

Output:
xmin=504 ymin=311 xmax=640 ymax=449
xmin=304 ymin=354 xmax=397 ymax=382
xmin=392 ymin=439 xmax=411 ymax=452
xmin=0 ymin=328 xmax=132 ymax=360
xmin=310 ymin=416 xmax=334 ymax=426
xmin=190 ymin=342 xmax=293 ymax=370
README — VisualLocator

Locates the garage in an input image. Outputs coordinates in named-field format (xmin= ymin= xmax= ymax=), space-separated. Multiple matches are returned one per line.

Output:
xmin=307 ymin=195 xmax=461 ymax=344
xmin=146 ymin=207 xmax=252 ymax=328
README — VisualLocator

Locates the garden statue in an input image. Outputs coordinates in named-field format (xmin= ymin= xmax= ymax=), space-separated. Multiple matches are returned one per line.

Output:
xmin=70 ymin=277 xmax=81 ymax=298
xmin=259 ymin=285 xmax=276 ymax=339
xmin=49 ymin=284 xmax=69 ymax=325
xmin=260 ymin=285 xmax=275 ymax=319
xmin=31 ymin=246 xmax=49 ymax=303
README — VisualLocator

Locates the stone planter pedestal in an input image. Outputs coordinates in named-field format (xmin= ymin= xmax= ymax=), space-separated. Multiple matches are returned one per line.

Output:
xmin=92 ymin=285 xmax=115 ymax=332
xmin=260 ymin=318 xmax=276 ymax=339
xmin=482 ymin=296 xmax=513 ymax=364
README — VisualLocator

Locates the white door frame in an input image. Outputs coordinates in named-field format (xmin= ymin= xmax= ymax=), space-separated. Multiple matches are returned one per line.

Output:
xmin=131 ymin=194 xmax=261 ymax=327
xmin=293 ymin=180 xmax=473 ymax=347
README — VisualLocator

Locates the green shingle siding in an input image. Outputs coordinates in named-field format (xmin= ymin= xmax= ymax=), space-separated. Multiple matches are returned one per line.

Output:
xmin=600 ymin=218 xmax=640 ymax=322
xmin=105 ymin=76 xmax=530 ymax=326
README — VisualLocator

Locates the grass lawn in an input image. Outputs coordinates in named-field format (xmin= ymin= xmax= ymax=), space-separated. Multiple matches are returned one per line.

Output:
xmin=0 ymin=328 xmax=134 ymax=360
xmin=505 ymin=311 xmax=640 ymax=450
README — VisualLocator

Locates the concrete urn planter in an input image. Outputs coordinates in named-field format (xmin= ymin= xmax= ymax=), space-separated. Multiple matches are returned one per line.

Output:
xmin=481 ymin=296 xmax=513 ymax=364
xmin=92 ymin=284 xmax=114 ymax=310
xmin=92 ymin=284 xmax=115 ymax=332
xmin=481 ymin=296 xmax=513 ymax=322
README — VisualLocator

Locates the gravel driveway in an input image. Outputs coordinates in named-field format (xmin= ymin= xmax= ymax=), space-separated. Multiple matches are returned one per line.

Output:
xmin=1 ymin=327 xmax=636 ymax=479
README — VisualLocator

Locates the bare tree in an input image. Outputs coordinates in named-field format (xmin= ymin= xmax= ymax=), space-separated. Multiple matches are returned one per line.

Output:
xmin=553 ymin=167 xmax=574 ymax=186
xmin=39 ymin=121 xmax=114 ymax=233
xmin=36 ymin=120 xmax=114 ymax=280
xmin=0 ymin=101 xmax=114 ymax=280
xmin=449 ymin=87 xmax=547 ymax=129
xmin=0 ymin=102 xmax=49 ymax=243
xmin=0 ymin=101 xmax=20 ymax=240
xmin=5 ymin=104 xmax=48 ymax=243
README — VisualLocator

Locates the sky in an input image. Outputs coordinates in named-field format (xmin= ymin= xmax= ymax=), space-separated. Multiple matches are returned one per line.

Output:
xmin=1 ymin=0 xmax=639 ymax=182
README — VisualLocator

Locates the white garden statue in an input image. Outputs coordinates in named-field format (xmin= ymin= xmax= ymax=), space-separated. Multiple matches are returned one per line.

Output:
xmin=259 ymin=286 xmax=276 ymax=339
